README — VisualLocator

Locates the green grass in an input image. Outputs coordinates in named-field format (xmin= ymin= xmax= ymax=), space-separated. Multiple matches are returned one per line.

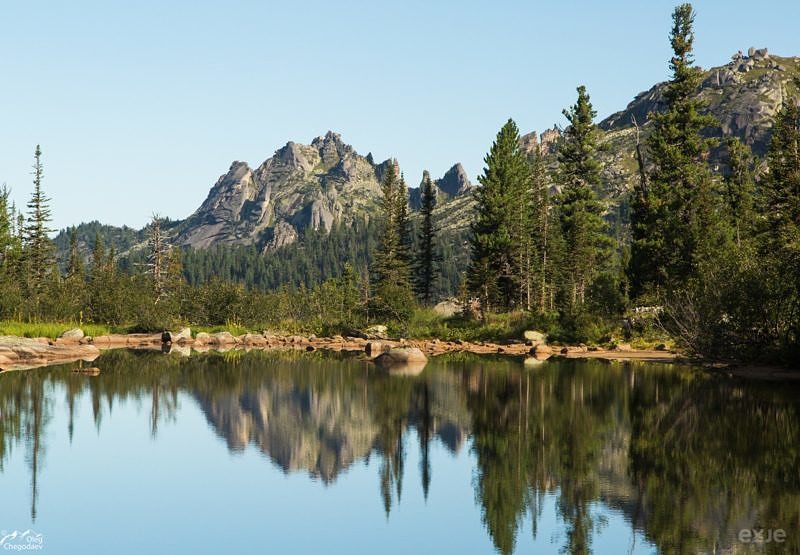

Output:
xmin=0 ymin=320 xmax=115 ymax=339
xmin=403 ymin=309 xmax=537 ymax=343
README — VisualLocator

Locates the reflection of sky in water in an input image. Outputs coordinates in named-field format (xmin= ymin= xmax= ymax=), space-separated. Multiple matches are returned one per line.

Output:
xmin=2 ymin=352 xmax=797 ymax=554
xmin=0 ymin=388 xmax=654 ymax=554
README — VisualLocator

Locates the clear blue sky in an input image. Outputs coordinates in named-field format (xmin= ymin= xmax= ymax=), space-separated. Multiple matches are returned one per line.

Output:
xmin=1 ymin=0 xmax=798 ymax=230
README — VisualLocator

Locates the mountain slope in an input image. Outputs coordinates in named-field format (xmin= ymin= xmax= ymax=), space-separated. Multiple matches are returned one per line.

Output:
xmin=174 ymin=131 xmax=387 ymax=251
xmin=55 ymin=48 xmax=800 ymax=293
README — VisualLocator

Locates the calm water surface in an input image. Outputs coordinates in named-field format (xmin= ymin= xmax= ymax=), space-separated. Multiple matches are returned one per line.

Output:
xmin=0 ymin=350 xmax=798 ymax=554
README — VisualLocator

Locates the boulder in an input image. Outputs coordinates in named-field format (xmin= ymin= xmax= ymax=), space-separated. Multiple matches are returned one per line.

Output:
xmin=365 ymin=341 xmax=384 ymax=357
xmin=612 ymin=342 xmax=632 ymax=352
xmin=58 ymin=328 xmax=85 ymax=340
xmin=373 ymin=346 xmax=428 ymax=366
xmin=432 ymin=299 xmax=460 ymax=317
xmin=531 ymin=344 xmax=553 ymax=356
xmin=210 ymin=332 xmax=237 ymax=345
xmin=523 ymin=330 xmax=547 ymax=345
xmin=195 ymin=332 xmax=212 ymax=345
xmin=0 ymin=335 xmax=100 ymax=371
xmin=365 ymin=325 xmax=388 ymax=339
xmin=239 ymin=333 xmax=267 ymax=346
xmin=172 ymin=327 xmax=192 ymax=343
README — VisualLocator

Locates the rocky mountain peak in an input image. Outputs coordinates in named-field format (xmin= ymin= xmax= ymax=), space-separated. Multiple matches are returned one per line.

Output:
xmin=598 ymin=51 xmax=799 ymax=155
xmin=520 ymin=126 xmax=561 ymax=157
xmin=436 ymin=163 xmax=472 ymax=197
xmin=176 ymin=132 xmax=388 ymax=251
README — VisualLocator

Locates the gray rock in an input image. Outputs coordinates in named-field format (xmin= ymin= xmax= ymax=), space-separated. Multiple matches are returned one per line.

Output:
xmin=365 ymin=325 xmax=388 ymax=339
xmin=209 ymin=332 xmax=237 ymax=345
xmin=373 ymin=346 xmax=428 ymax=366
xmin=58 ymin=328 xmax=85 ymax=340
xmin=523 ymin=330 xmax=547 ymax=345
xmin=176 ymin=131 xmax=389 ymax=252
xmin=432 ymin=299 xmax=460 ymax=317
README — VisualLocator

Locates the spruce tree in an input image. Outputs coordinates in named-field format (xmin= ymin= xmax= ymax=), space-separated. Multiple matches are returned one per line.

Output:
xmin=396 ymin=173 xmax=412 ymax=272
xmin=528 ymin=149 xmax=553 ymax=312
xmin=629 ymin=3 xmax=718 ymax=297
xmin=415 ymin=172 xmax=439 ymax=305
xmin=761 ymin=91 xmax=800 ymax=356
xmin=23 ymin=145 xmax=55 ymax=293
xmin=372 ymin=162 xmax=413 ymax=319
xmin=0 ymin=185 xmax=12 ymax=268
xmin=469 ymin=118 xmax=529 ymax=312
xmin=556 ymin=86 xmax=613 ymax=307
xmin=66 ymin=227 xmax=85 ymax=279
xmin=723 ymin=138 xmax=756 ymax=247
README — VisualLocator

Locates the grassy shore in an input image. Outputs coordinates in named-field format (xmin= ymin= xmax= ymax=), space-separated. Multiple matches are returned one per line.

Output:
xmin=0 ymin=310 xmax=675 ymax=351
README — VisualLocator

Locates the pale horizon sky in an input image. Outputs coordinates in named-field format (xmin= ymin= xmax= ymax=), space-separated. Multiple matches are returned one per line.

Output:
xmin=1 ymin=0 xmax=798 ymax=231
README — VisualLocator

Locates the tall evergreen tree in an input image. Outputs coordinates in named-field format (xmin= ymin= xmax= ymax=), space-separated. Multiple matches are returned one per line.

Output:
xmin=66 ymin=227 xmax=85 ymax=279
xmin=468 ymin=119 xmax=529 ymax=312
xmin=396 ymin=173 xmax=412 ymax=271
xmin=372 ymin=162 xmax=414 ymax=319
xmin=629 ymin=3 xmax=718 ymax=297
xmin=527 ymin=149 xmax=561 ymax=312
xmin=0 ymin=185 xmax=13 ymax=268
xmin=415 ymin=172 xmax=439 ymax=305
xmin=723 ymin=138 xmax=756 ymax=247
xmin=23 ymin=145 xmax=55 ymax=293
xmin=556 ymin=86 xmax=613 ymax=307
xmin=760 ymin=90 xmax=800 ymax=356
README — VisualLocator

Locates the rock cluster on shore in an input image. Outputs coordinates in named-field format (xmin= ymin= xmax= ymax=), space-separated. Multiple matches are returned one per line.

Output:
xmin=0 ymin=326 xmax=676 ymax=372
xmin=0 ymin=335 xmax=100 ymax=371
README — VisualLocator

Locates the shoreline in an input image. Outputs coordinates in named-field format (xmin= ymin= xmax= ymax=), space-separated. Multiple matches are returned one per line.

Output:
xmin=0 ymin=330 xmax=678 ymax=371
xmin=2 ymin=331 xmax=794 ymax=379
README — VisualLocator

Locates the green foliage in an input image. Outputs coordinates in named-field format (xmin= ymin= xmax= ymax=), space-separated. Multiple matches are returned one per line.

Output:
xmin=372 ymin=163 xmax=415 ymax=321
xmin=629 ymin=3 xmax=720 ymax=296
xmin=557 ymin=85 xmax=616 ymax=309
xmin=469 ymin=119 xmax=531 ymax=312
xmin=414 ymin=173 xmax=439 ymax=305
xmin=22 ymin=145 xmax=56 ymax=295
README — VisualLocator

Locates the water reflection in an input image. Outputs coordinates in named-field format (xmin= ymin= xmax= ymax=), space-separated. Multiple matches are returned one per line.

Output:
xmin=1 ymin=350 xmax=799 ymax=554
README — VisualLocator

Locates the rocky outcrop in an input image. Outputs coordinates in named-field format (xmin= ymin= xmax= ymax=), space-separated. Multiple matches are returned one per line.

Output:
xmin=176 ymin=131 xmax=388 ymax=252
xmin=599 ymin=52 xmax=799 ymax=157
xmin=0 ymin=336 xmax=100 ymax=371
xmin=409 ymin=164 xmax=473 ymax=209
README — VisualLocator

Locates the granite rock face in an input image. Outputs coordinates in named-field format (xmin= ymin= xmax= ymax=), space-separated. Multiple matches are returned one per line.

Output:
xmin=176 ymin=132 xmax=388 ymax=251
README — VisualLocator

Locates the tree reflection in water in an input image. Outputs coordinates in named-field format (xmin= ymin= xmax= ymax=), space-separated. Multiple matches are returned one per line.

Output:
xmin=1 ymin=350 xmax=798 ymax=554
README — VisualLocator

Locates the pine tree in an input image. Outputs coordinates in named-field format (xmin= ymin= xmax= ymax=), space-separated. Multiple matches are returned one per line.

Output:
xmin=23 ymin=145 xmax=55 ymax=293
xmin=528 ymin=149 xmax=553 ymax=312
xmin=90 ymin=231 xmax=106 ymax=279
xmin=66 ymin=227 xmax=85 ymax=279
xmin=723 ymin=138 xmax=756 ymax=247
xmin=761 ymin=90 xmax=800 ymax=356
xmin=372 ymin=162 xmax=414 ymax=319
xmin=556 ymin=86 xmax=613 ymax=307
xmin=0 ymin=185 xmax=13 ymax=268
xmin=415 ymin=172 xmax=439 ymax=304
xmin=468 ymin=119 xmax=529 ymax=312
xmin=629 ymin=3 xmax=718 ymax=297
xmin=396 ymin=173 xmax=412 ymax=272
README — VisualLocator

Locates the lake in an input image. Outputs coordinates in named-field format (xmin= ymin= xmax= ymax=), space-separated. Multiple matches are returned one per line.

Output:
xmin=0 ymin=350 xmax=798 ymax=554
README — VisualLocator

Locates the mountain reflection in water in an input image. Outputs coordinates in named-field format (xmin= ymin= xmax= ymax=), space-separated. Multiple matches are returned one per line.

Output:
xmin=1 ymin=349 xmax=799 ymax=554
